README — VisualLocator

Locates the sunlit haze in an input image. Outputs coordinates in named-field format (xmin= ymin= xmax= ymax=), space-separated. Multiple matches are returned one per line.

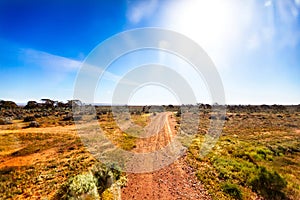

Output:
xmin=0 ymin=0 xmax=299 ymax=105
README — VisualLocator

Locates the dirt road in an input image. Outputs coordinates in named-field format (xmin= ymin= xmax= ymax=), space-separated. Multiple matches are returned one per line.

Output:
xmin=121 ymin=112 xmax=211 ymax=200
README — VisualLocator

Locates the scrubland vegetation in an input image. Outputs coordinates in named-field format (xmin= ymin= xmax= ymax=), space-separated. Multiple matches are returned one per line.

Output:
xmin=0 ymin=100 xmax=299 ymax=199
xmin=187 ymin=105 xmax=300 ymax=200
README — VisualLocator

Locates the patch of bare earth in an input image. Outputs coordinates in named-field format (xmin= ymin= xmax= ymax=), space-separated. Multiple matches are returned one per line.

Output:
xmin=0 ymin=148 xmax=57 ymax=168
xmin=0 ymin=126 xmax=77 ymax=168
xmin=121 ymin=113 xmax=211 ymax=199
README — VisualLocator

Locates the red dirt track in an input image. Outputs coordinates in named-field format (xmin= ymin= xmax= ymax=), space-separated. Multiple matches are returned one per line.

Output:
xmin=121 ymin=113 xmax=211 ymax=199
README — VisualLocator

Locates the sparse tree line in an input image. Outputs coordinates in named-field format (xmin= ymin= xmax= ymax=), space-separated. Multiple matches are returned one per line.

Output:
xmin=23 ymin=99 xmax=82 ymax=109
xmin=0 ymin=99 xmax=82 ymax=109
xmin=1 ymin=98 xmax=300 ymax=127
xmin=1 ymin=99 xmax=299 ymax=112
xmin=0 ymin=99 xmax=83 ymax=126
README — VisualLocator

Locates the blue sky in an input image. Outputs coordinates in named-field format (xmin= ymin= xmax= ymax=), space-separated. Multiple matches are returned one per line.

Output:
xmin=0 ymin=0 xmax=299 ymax=105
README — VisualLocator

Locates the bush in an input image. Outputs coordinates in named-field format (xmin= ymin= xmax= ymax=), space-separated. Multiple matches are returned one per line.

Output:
xmin=56 ymin=172 xmax=99 ymax=200
xmin=212 ymin=156 xmax=288 ymax=199
xmin=69 ymin=173 xmax=98 ymax=197
xmin=213 ymin=157 xmax=257 ymax=184
xmin=62 ymin=115 xmax=73 ymax=121
xmin=91 ymin=163 xmax=116 ymax=193
xmin=0 ymin=118 xmax=12 ymax=125
xmin=54 ymin=162 xmax=125 ymax=200
xmin=222 ymin=182 xmax=242 ymax=200
xmin=176 ymin=110 xmax=181 ymax=117
xmin=250 ymin=167 xmax=287 ymax=200
xmin=28 ymin=121 xmax=40 ymax=128
xmin=24 ymin=101 xmax=39 ymax=109
xmin=0 ymin=100 xmax=18 ymax=109
xmin=23 ymin=116 xmax=35 ymax=122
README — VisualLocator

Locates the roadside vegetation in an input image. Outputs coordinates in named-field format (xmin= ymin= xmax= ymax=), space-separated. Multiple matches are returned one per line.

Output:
xmin=0 ymin=100 xmax=153 ymax=199
xmin=186 ymin=105 xmax=300 ymax=199
xmin=0 ymin=100 xmax=299 ymax=199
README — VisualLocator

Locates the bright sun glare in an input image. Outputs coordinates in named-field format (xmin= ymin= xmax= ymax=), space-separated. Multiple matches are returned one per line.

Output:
xmin=166 ymin=0 xmax=238 ymax=49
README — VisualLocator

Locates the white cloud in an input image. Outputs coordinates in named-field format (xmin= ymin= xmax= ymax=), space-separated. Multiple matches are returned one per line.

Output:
xmin=21 ymin=48 xmax=81 ymax=71
xmin=264 ymin=0 xmax=272 ymax=7
xmin=278 ymin=0 xmax=298 ymax=21
xmin=126 ymin=0 xmax=158 ymax=24
xmin=276 ymin=0 xmax=300 ymax=47
xmin=19 ymin=48 xmax=130 ymax=85
xmin=245 ymin=0 xmax=300 ymax=50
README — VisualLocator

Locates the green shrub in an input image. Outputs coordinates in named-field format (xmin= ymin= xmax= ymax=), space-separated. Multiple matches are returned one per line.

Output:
xmin=249 ymin=167 xmax=287 ymax=200
xmin=55 ymin=172 xmax=99 ymax=200
xmin=212 ymin=156 xmax=288 ymax=199
xmin=256 ymin=149 xmax=267 ymax=159
xmin=68 ymin=173 xmax=99 ymax=198
xmin=213 ymin=157 xmax=257 ymax=184
xmin=222 ymin=182 xmax=243 ymax=200
xmin=53 ymin=162 xmax=124 ymax=200
xmin=91 ymin=162 xmax=118 ymax=193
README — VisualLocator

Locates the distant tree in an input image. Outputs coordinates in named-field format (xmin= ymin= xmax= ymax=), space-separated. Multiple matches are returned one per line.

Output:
xmin=56 ymin=101 xmax=68 ymax=108
xmin=205 ymin=104 xmax=212 ymax=109
xmin=142 ymin=105 xmax=151 ymax=113
xmin=24 ymin=101 xmax=39 ymax=109
xmin=41 ymin=98 xmax=55 ymax=108
xmin=0 ymin=100 xmax=18 ymax=109
xmin=168 ymin=104 xmax=174 ymax=108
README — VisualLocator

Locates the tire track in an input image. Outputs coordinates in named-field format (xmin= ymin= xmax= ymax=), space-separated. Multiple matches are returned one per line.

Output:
xmin=121 ymin=112 xmax=211 ymax=200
